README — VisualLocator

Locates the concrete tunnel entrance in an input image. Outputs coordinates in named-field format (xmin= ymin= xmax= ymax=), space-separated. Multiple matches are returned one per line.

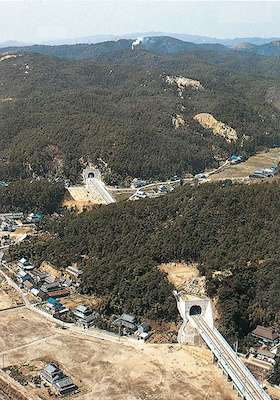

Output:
xmin=189 ymin=305 xmax=202 ymax=316
xmin=88 ymin=172 xmax=94 ymax=178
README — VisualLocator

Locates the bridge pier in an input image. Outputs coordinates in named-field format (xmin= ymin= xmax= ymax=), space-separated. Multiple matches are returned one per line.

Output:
xmin=212 ymin=352 xmax=217 ymax=364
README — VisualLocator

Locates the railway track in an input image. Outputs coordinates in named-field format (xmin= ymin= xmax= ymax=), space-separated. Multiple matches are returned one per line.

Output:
xmin=191 ymin=314 xmax=271 ymax=400
xmin=87 ymin=178 xmax=116 ymax=205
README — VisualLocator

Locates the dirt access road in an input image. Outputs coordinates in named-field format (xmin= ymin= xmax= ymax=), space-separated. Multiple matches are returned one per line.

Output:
xmin=0 ymin=307 xmax=236 ymax=400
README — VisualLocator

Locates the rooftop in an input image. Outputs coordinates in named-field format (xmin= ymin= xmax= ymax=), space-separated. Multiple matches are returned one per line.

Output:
xmin=251 ymin=325 xmax=278 ymax=341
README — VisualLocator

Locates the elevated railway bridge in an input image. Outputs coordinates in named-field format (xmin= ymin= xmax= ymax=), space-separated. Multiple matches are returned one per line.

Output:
xmin=174 ymin=291 xmax=271 ymax=400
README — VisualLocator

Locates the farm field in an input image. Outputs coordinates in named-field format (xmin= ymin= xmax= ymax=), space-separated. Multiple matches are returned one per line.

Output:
xmin=210 ymin=147 xmax=280 ymax=179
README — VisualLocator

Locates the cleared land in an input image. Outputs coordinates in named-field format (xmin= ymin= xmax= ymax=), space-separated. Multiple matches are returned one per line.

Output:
xmin=0 ymin=307 xmax=237 ymax=400
xmin=0 ymin=276 xmax=24 ymax=310
xmin=159 ymin=262 xmax=199 ymax=288
xmin=62 ymin=186 xmax=104 ymax=212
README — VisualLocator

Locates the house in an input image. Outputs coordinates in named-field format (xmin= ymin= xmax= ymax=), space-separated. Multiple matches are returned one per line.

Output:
xmin=46 ymin=298 xmax=65 ymax=313
xmin=65 ymin=266 xmax=83 ymax=278
xmin=74 ymin=305 xmax=99 ymax=328
xmin=112 ymin=313 xmax=137 ymax=331
xmin=41 ymin=282 xmax=62 ymax=293
xmin=74 ymin=305 xmax=92 ymax=319
xmin=251 ymin=325 xmax=279 ymax=344
xmin=41 ymin=364 xmax=77 ymax=395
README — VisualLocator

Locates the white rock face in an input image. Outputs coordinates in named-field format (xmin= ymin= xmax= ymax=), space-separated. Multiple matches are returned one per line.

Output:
xmin=166 ymin=75 xmax=204 ymax=91
xmin=172 ymin=114 xmax=186 ymax=129
xmin=194 ymin=113 xmax=238 ymax=142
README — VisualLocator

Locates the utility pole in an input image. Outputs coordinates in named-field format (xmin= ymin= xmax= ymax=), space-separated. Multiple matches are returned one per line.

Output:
xmin=2 ymin=353 xmax=4 ymax=369
xmin=235 ymin=339 xmax=238 ymax=353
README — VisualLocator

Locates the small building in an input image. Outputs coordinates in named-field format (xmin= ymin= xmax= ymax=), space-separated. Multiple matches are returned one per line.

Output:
xmin=0 ymin=216 xmax=15 ymax=232
xmin=36 ymin=290 xmax=49 ymax=301
xmin=19 ymin=274 xmax=32 ymax=283
xmin=41 ymin=364 xmax=77 ymax=395
xmin=137 ymin=322 xmax=151 ymax=334
xmin=47 ymin=289 xmax=69 ymax=298
xmin=231 ymin=155 xmax=243 ymax=164
xmin=256 ymin=349 xmax=276 ymax=364
xmin=131 ymin=178 xmax=147 ymax=189
xmin=158 ymin=185 xmax=168 ymax=194
xmin=65 ymin=266 xmax=83 ymax=278
xmin=44 ymin=275 xmax=58 ymax=284
xmin=18 ymin=258 xmax=34 ymax=270
xmin=251 ymin=325 xmax=279 ymax=344
xmin=27 ymin=213 xmax=42 ymax=223
xmin=31 ymin=288 xmax=40 ymax=297
xmin=195 ymin=173 xmax=206 ymax=179
xmin=134 ymin=322 xmax=152 ymax=341
xmin=23 ymin=280 xmax=33 ymax=291
xmin=135 ymin=190 xmax=148 ymax=199
xmin=29 ymin=269 xmax=48 ymax=283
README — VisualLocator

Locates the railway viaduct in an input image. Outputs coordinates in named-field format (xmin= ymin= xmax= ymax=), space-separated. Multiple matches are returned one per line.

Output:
xmin=174 ymin=291 xmax=271 ymax=400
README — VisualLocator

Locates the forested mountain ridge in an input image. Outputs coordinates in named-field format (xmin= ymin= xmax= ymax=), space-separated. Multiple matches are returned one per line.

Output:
xmin=1 ymin=51 xmax=280 ymax=183
xmin=1 ymin=36 xmax=280 ymax=59
xmin=9 ymin=181 xmax=280 ymax=336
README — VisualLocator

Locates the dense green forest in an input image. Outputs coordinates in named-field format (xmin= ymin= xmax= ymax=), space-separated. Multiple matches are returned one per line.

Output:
xmin=1 ymin=47 xmax=280 ymax=183
xmin=9 ymin=182 xmax=280 ymax=335
xmin=0 ymin=180 xmax=65 ymax=214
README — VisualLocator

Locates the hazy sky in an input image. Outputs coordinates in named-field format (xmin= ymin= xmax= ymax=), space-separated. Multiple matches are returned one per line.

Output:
xmin=0 ymin=1 xmax=280 ymax=43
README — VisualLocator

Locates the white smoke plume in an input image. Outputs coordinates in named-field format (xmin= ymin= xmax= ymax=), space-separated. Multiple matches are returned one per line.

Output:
xmin=132 ymin=37 xmax=143 ymax=50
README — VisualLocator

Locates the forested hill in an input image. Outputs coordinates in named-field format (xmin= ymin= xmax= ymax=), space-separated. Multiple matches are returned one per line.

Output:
xmin=1 ymin=51 xmax=280 ymax=183
xmin=10 ymin=182 xmax=280 ymax=336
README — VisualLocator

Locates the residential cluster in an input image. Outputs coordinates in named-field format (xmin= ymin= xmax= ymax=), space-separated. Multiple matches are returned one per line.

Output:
xmin=14 ymin=257 xmax=152 ymax=339
xmin=16 ymin=257 xmax=80 ymax=313
xmin=0 ymin=212 xmax=41 ymax=232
